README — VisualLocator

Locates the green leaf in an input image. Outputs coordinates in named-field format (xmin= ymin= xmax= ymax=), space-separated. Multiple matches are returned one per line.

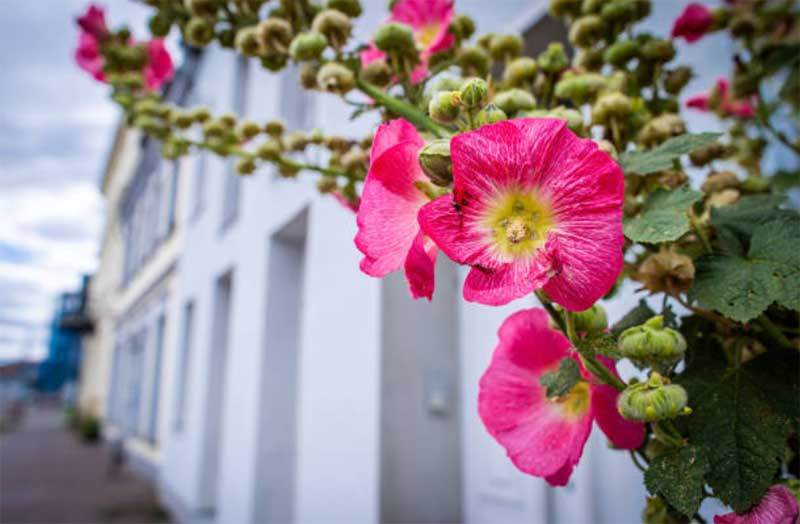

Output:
xmin=576 ymin=331 xmax=620 ymax=360
xmin=624 ymin=185 xmax=703 ymax=243
xmin=692 ymin=216 xmax=800 ymax=322
xmin=772 ymin=170 xmax=800 ymax=192
xmin=710 ymin=194 xmax=791 ymax=239
xmin=611 ymin=299 xmax=655 ymax=338
xmin=644 ymin=445 xmax=710 ymax=517
xmin=539 ymin=358 xmax=581 ymax=398
xmin=620 ymin=133 xmax=722 ymax=175
xmin=678 ymin=348 xmax=798 ymax=513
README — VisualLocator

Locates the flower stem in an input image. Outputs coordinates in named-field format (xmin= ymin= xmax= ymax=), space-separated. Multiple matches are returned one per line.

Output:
xmin=355 ymin=78 xmax=450 ymax=138
xmin=580 ymin=353 xmax=627 ymax=392
xmin=535 ymin=290 xmax=567 ymax=334
xmin=755 ymin=314 xmax=796 ymax=352
xmin=688 ymin=210 xmax=712 ymax=254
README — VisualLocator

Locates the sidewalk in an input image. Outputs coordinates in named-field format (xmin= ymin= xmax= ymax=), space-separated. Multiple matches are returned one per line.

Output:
xmin=0 ymin=404 xmax=169 ymax=524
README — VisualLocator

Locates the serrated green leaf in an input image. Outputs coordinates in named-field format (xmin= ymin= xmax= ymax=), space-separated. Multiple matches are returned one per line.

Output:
xmin=692 ymin=216 xmax=800 ymax=322
xmin=539 ymin=358 xmax=581 ymax=398
xmin=678 ymin=349 xmax=798 ymax=513
xmin=620 ymin=133 xmax=722 ymax=175
xmin=710 ymin=194 xmax=790 ymax=239
xmin=624 ymin=185 xmax=703 ymax=243
xmin=611 ymin=299 xmax=655 ymax=338
xmin=644 ymin=445 xmax=710 ymax=517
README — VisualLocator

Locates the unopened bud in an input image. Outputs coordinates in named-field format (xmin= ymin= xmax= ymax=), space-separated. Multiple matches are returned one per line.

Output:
xmin=729 ymin=13 xmax=757 ymax=38
xmin=456 ymin=46 xmax=492 ymax=77
xmin=549 ymin=0 xmax=582 ymax=19
xmin=569 ymin=15 xmax=604 ymax=48
xmin=256 ymin=139 xmax=282 ymax=161
xmin=185 ymin=0 xmax=219 ymax=17
xmin=316 ymin=62 xmax=355 ymax=95
xmin=493 ymin=88 xmax=535 ymax=116
xmin=149 ymin=12 xmax=172 ymax=38
xmin=312 ymin=9 xmax=352 ymax=49
xmin=235 ymin=27 xmax=263 ymax=57
xmin=285 ymin=131 xmax=309 ymax=152
xmin=325 ymin=0 xmax=362 ymax=17
xmin=592 ymin=92 xmax=632 ymax=125
xmin=594 ymin=138 xmax=616 ymax=157
xmin=258 ymin=18 xmax=293 ymax=55
xmin=264 ymin=120 xmax=285 ymax=138
xmin=618 ymin=374 xmax=690 ymax=423
xmin=299 ymin=63 xmax=319 ymax=89
xmin=504 ymin=57 xmax=538 ymax=87
xmin=638 ymin=251 xmax=695 ymax=294
xmin=641 ymin=39 xmax=675 ymax=63
xmin=171 ymin=111 xmax=195 ymax=129
xmin=361 ymin=59 xmax=392 ymax=87
xmin=700 ymin=171 xmax=739 ymax=193
xmin=449 ymin=15 xmax=476 ymax=41
xmin=538 ymin=42 xmax=568 ymax=73
xmin=573 ymin=304 xmax=608 ymax=332
xmin=604 ymin=40 xmax=639 ymax=68
xmin=601 ymin=0 xmax=637 ymax=24
xmin=663 ymin=66 xmax=693 ymax=95
xmin=373 ymin=22 xmax=416 ymax=55
xmin=317 ymin=175 xmax=339 ymax=194
xmin=574 ymin=48 xmax=604 ymax=72
xmin=489 ymin=34 xmax=523 ymax=62
xmin=236 ymin=157 xmax=257 ymax=175
xmin=203 ymin=120 xmax=226 ymax=139
xmin=418 ymin=139 xmax=452 ymax=187
xmin=289 ymin=32 xmax=327 ymax=61
xmin=458 ymin=78 xmax=489 ymax=110
xmin=325 ymin=135 xmax=350 ymax=153
xmin=637 ymin=113 xmax=685 ymax=147
xmin=555 ymin=73 xmax=607 ymax=105
xmin=618 ymin=316 xmax=687 ymax=362
xmin=581 ymin=0 xmax=605 ymax=14
xmin=238 ymin=120 xmax=262 ymax=140
xmin=340 ymin=148 xmax=367 ymax=174
xmin=428 ymin=91 xmax=460 ymax=123
xmin=190 ymin=107 xmax=212 ymax=123
xmin=476 ymin=104 xmax=508 ymax=126
xmin=218 ymin=113 xmax=237 ymax=129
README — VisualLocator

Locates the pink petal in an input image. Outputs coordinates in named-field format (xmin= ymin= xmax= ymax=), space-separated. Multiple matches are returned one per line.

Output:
xmin=478 ymin=308 xmax=594 ymax=484
xmin=143 ymin=39 xmax=174 ymax=91
xmin=390 ymin=0 xmax=454 ymax=32
xmin=369 ymin=118 xmax=424 ymax=164
xmin=589 ymin=357 xmax=644 ymax=449
xmin=418 ymin=194 xmax=496 ymax=268
xmin=671 ymin=3 xmax=713 ymax=43
xmin=404 ymin=230 xmax=438 ymax=300
xmin=75 ymin=32 xmax=105 ymax=82
xmin=76 ymin=4 xmax=108 ymax=40
xmin=686 ymin=93 xmax=710 ymax=111
xmin=714 ymin=485 xmax=800 ymax=524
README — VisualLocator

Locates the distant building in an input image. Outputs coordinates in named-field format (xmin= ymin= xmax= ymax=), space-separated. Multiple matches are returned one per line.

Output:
xmin=79 ymin=1 xmax=733 ymax=523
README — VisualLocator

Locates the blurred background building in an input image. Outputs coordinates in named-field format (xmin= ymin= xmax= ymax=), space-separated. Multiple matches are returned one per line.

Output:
xmin=68 ymin=1 xmax=742 ymax=523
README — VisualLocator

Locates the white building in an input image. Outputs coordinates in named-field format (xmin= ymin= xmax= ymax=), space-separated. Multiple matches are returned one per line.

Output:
xmin=87 ymin=1 xmax=735 ymax=522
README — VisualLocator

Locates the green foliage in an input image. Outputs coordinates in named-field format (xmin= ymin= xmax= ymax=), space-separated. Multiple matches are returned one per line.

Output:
xmin=619 ymin=133 xmax=721 ymax=175
xmin=539 ymin=357 xmax=581 ymax=398
xmin=679 ymin=347 xmax=799 ymax=513
xmin=624 ymin=185 xmax=703 ymax=243
xmin=644 ymin=445 xmax=709 ymax=517
xmin=710 ymin=194 xmax=791 ymax=241
xmin=692 ymin=215 xmax=800 ymax=322
xmin=576 ymin=331 xmax=620 ymax=360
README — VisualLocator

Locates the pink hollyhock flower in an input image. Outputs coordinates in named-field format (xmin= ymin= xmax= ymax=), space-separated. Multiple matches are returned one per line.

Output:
xmin=355 ymin=119 xmax=438 ymax=300
xmin=671 ymin=3 xmax=714 ymax=43
xmin=478 ymin=308 xmax=644 ymax=486
xmin=418 ymin=118 xmax=624 ymax=310
xmin=77 ymin=4 xmax=108 ymax=40
xmin=361 ymin=0 xmax=455 ymax=84
xmin=143 ymin=39 xmax=175 ymax=91
xmin=686 ymin=78 xmax=756 ymax=119
xmin=75 ymin=32 xmax=106 ymax=82
xmin=714 ymin=485 xmax=800 ymax=524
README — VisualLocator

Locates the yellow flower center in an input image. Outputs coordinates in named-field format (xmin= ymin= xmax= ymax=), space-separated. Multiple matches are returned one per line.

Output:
xmin=484 ymin=190 xmax=553 ymax=258
xmin=415 ymin=23 xmax=441 ymax=50
xmin=551 ymin=381 xmax=591 ymax=420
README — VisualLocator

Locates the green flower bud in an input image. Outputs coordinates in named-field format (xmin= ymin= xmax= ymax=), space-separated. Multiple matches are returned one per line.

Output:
xmin=260 ymin=53 xmax=288 ymax=70
xmin=637 ymin=251 xmax=695 ymax=295
xmin=740 ymin=176 xmax=770 ymax=194
xmin=604 ymin=40 xmax=639 ymax=68
xmin=238 ymin=120 xmax=262 ymax=139
xmin=309 ymin=128 xmax=325 ymax=144
xmin=428 ymin=91 xmax=460 ymax=123
xmin=325 ymin=135 xmax=351 ymax=153
xmin=732 ymin=72 xmax=759 ymax=98
xmin=493 ymin=88 xmax=536 ymax=116
xmin=663 ymin=66 xmax=693 ymax=95
xmin=601 ymin=0 xmax=637 ymax=24
xmin=299 ymin=63 xmax=319 ymax=89
xmin=264 ymin=119 xmax=285 ymax=137
xmin=235 ymin=27 xmax=264 ymax=57
xmin=476 ymin=104 xmax=508 ymax=126
xmin=550 ymin=106 xmax=585 ymax=134
xmin=503 ymin=57 xmax=538 ymax=87
xmin=641 ymin=39 xmax=675 ymax=63
xmin=373 ymin=22 xmax=416 ymax=55
xmin=312 ymin=9 xmax=352 ymax=49
xmin=316 ymin=62 xmax=355 ymax=95
xmin=236 ymin=157 xmax=257 ymax=176
xmin=449 ymin=14 xmax=476 ymax=41
xmin=217 ymin=28 xmax=235 ymax=48
xmin=256 ymin=139 xmax=282 ymax=161
xmin=418 ymin=139 xmax=452 ymax=187
xmin=573 ymin=304 xmax=608 ymax=332
xmin=573 ymin=48 xmax=604 ymax=72
xmin=203 ymin=119 xmax=225 ymax=139
xmin=554 ymin=73 xmax=607 ymax=105
xmin=171 ymin=111 xmax=195 ymax=129
xmin=161 ymin=138 xmax=189 ymax=160
xmin=185 ymin=0 xmax=220 ymax=18
xmin=190 ymin=107 xmax=212 ymax=123
xmin=360 ymin=59 xmax=392 ymax=87
xmin=489 ymin=34 xmax=524 ymax=62
xmin=637 ymin=113 xmax=685 ymax=148
xmin=285 ymin=131 xmax=309 ymax=151
xmin=632 ymin=0 xmax=651 ymax=20
xmin=634 ymin=59 xmax=655 ymax=87
xmin=341 ymin=148 xmax=367 ymax=173
xmin=618 ymin=316 xmax=687 ymax=363
xmin=729 ymin=13 xmax=757 ymax=38
xmin=617 ymin=374 xmax=690 ymax=423
xmin=148 ymin=12 xmax=172 ymax=38
xmin=458 ymin=78 xmax=489 ymax=110
xmin=476 ymin=32 xmax=495 ymax=50
xmin=569 ymin=15 xmax=604 ymax=48
xmin=257 ymin=18 xmax=293 ymax=55
xmin=537 ymin=42 xmax=568 ymax=73
xmin=218 ymin=113 xmax=237 ymax=129
xmin=690 ymin=143 xmax=729 ymax=167
xmin=581 ymin=0 xmax=605 ymax=14
xmin=592 ymin=92 xmax=632 ymax=125
xmin=289 ymin=31 xmax=327 ymax=61
xmin=317 ymin=175 xmax=339 ymax=194
xmin=325 ymin=0 xmax=362 ymax=17
xmin=549 ymin=0 xmax=582 ymax=19
xmin=456 ymin=46 xmax=492 ymax=77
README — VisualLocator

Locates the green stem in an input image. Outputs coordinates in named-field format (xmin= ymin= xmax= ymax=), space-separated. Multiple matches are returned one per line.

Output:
xmin=356 ymin=78 xmax=450 ymax=138
xmin=653 ymin=422 xmax=684 ymax=448
xmin=629 ymin=450 xmax=648 ymax=472
xmin=278 ymin=157 xmax=355 ymax=180
xmin=535 ymin=290 xmax=567 ymax=334
xmin=756 ymin=314 xmax=796 ymax=351
xmin=688 ymin=211 xmax=713 ymax=254
xmin=580 ymin=353 xmax=626 ymax=392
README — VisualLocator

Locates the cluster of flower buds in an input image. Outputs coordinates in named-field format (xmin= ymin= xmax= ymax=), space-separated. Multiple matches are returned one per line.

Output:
xmin=617 ymin=371 xmax=691 ymax=423
xmin=617 ymin=315 xmax=687 ymax=368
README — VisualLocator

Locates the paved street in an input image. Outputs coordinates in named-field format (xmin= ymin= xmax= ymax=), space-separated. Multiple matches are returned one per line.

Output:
xmin=0 ymin=404 xmax=169 ymax=523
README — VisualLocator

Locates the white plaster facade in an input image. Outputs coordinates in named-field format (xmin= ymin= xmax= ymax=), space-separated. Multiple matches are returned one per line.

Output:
xmin=83 ymin=1 xmax=737 ymax=522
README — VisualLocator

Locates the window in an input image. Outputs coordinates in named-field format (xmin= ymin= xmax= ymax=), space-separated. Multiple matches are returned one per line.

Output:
xmin=280 ymin=64 xmax=314 ymax=129
xmin=173 ymin=301 xmax=194 ymax=433
xmin=146 ymin=314 xmax=166 ymax=443
xmin=220 ymin=56 xmax=250 ymax=230
xmin=192 ymin=152 xmax=207 ymax=220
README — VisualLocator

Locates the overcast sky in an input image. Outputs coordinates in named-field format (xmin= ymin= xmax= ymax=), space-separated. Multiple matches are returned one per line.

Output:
xmin=0 ymin=1 xmax=154 ymax=361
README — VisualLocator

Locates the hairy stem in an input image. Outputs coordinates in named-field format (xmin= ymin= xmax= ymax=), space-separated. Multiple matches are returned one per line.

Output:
xmin=356 ymin=78 xmax=450 ymax=138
